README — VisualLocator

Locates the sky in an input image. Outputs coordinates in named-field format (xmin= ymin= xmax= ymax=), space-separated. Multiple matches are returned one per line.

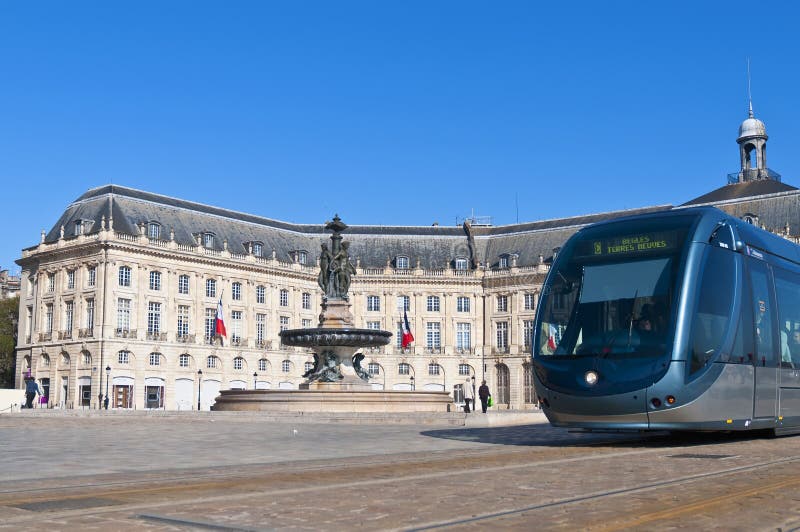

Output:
xmin=2 ymin=1 xmax=800 ymax=273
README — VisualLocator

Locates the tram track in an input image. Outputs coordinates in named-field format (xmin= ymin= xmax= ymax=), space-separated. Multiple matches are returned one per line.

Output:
xmin=2 ymin=434 xmax=798 ymax=530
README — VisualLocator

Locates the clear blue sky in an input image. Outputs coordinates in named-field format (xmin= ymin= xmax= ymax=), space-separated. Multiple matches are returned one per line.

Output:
xmin=2 ymin=1 xmax=799 ymax=273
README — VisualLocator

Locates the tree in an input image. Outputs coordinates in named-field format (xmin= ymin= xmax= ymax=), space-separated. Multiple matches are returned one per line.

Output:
xmin=0 ymin=296 xmax=19 ymax=388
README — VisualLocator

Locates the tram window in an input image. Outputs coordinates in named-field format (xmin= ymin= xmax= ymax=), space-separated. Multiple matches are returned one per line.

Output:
xmin=749 ymin=260 xmax=776 ymax=368
xmin=773 ymin=268 xmax=800 ymax=368
xmin=689 ymin=246 xmax=735 ymax=374
xmin=721 ymin=271 xmax=754 ymax=365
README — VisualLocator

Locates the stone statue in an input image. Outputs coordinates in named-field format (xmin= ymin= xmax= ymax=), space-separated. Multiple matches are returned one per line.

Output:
xmin=333 ymin=242 xmax=356 ymax=297
xmin=352 ymin=353 xmax=370 ymax=381
xmin=318 ymin=243 xmax=332 ymax=294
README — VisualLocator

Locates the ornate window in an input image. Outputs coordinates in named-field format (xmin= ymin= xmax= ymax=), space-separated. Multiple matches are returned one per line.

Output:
xmin=203 ymin=233 xmax=215 ymax=248
xmin=458 ymin=363 xmax=471 ymax=376
xmin=47 ymin=273 xmax=55 ymax=292
xmin=258 ymin=359 xmax=268 ymax=372
xmin=455 ymin=258 xmax=468 ymax=270
xmin=367 ymin=295 xmax=381 ymax=312
xmin=148 ymin=222 xmax=161 ymax=240
xmin=256 ymin=313 xmax=266 ymax=342
xmin=178 ymin=274 xmax=190 ymax=295
xmin=523 ymin=320 xmax=535 ymax=349
xmin=233 ymin=357 xmax=244 ymax=370
xmin=456 ymin=322 xmax=471 ymax=351
xmin=116 ymin=299 xmax=131 ymax=332
xmin=496 ymin=321 xmax=509 ymax=350
xmin=302 ymin=292 xmax=311 ymax=309
xmin=281 ymin=359 xmax=291 ymax=373
xmin=118 ymin=350 xmax=130 ymax=364
xmin=368 ymin=363 xmax=380 ymax=375
xmin=118 ymin=266 xmax=131 ymax=287
xmin=41 ymin=353 xmax=50 ymax=367
xmin=87 ymin=267 xmax=96 ymax=287
xmin=279 ymin=316 xmax=289 ymax=331
xmin=66 ymin=270 xmax=75 ymax=290
xmin=149 ymin=271 xmax=162 ymax=291
xmin=497 ymin=295 xmax=508 ymax=312
xmin=256 ymin=285 xmax=266 ymax=304
xmin=398 ymin=363 xmax=410 ymax=375
xmin=524 ymin=293 xmax=536 ymax=311
xmin=206 ymin=356 xmax=218 ymax=369
xmin=82 ymin=352 xmax=92 ymax=365
xmin=457 ymin=297 xmax=470 ymax=312
xmin=280 ymin=289 xmax=289 ymax=307
xmin=396 ymin=256 xmax=409 ymax=269
xmin=149 ymin=353 xmax=161 ymax=366
xmin=206 ymin=279 xmax=217 ymax=298
xmin=232 ymin=282 xmax=242 ymax=301
xmin=397 ymin=295 xmax=410 ymax=312
xmin=426 ymin=296 xmax=440 ymax=312
xmin=428 ymin=363 xmax=441 ymax=376
xmin=179 ymin=354 xmax=190 ymax=367
xmin=366 ymin=321 xmax=380 ymax=330
xmin=177 ymin=305 xmax=190 ymax=337
xmin=147 ymin=302 xmax=161 ymax=334
xmin=426 ymin=322 xmax=441 ymax=349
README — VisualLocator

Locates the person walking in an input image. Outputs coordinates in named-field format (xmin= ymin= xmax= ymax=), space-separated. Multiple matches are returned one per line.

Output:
xmin=24 ymin=376 xmax=39 ymax=409
xmin=478 ymin=380 xmax=491 ymax=413
xmin=463 ymin=377 xmax=474 ymax=413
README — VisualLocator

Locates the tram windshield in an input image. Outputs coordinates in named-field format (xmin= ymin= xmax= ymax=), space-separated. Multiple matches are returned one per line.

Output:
xmin=536 ymin=215 xmax=697 ymax=359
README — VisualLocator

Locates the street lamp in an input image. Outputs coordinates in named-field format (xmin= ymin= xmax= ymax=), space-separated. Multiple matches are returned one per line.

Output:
xmin=104 ymin=365 xmax=110 ymax=410
xmin=253 ymin=372 xmax=258 ymax=389
xmin=197 ymin=369 xmax=203 ymax=410
xmin=410 ymin=375 xmax=415 ymax=391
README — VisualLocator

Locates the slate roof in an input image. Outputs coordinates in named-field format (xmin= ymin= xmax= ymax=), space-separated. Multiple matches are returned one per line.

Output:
xmin=40 ymin=185 xmax=676 ymax=269
xmin=682 ymin=179 xmax=798 ymax=206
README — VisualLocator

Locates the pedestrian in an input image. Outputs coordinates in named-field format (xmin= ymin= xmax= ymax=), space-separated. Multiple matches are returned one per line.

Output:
xmin=24 ymin=376 xmax=39 ymax=409
xmin=463 ymin=377 xmax=474 ymax=413
xmin=478 ymin=380 xmax=491 ymax=413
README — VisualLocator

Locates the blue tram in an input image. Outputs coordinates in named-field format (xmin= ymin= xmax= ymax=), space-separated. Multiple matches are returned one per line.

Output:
xmin=532 ymin=206 xmax=800 ymax=434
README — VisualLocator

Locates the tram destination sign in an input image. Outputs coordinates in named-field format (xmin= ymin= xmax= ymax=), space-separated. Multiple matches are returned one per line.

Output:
xmin=576 ymin=230 xmax=680 ymax=259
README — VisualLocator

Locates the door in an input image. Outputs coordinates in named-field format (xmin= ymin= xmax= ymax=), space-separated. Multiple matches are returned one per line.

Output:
xmin=496 ymin=364 xmax=510 ymax=405
xmin=114 ymin=385 xmax=133 ymax=408
xmin=749 ymin=258 xmax=778 ymax=418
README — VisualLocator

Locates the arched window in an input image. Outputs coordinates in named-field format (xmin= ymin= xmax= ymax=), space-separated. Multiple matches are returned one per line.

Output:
xmin=179 ymin=354 xmax=190 ymax=367
xmin=61 ymin=353 xmax=70 ymax=367
xmin=118 ymin=350 xmax=130 ymax=364
xmin=398 ymin=363 xmax=410 ymax=375
xmin=206 ymin=356 xmax=218 ymax=369
xmin=41 ymin=354 xmax=50 ymax=367
xmin=281 ymin=359 xmax=291 ymax=373
xmin=82 ymin=351 xmax=91 ymax=365
xmin=149 ymin=353 xmax=161 ymax=366
xmin=258 ymin=359 xmax=268 ymax=372
xmin=428 ymin=363 xmax=441 ymax=376
xmin=496 ymin=364 xmax=510 ymax=405
xmin=148 ymin=222 xmax=161 ymax=240
xmin=523 ymin=363 xmax=536 ymax=405
xmin=395 ymin=256 xmax=409 ymax=269
xmin=233 ymin=357 xmax=245 ymax=370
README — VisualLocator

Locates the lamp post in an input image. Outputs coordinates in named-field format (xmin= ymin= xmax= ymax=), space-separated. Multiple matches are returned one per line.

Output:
xmin=197 ymin=369 xmax=203 ymax=410
xmin=410 ymin=375 xmax=415 ymax=391
xmin=104 ymin=365 xmax=110 ymax=410
xmin=472 ymin=374 xmax=476 ymax=414
xmin=253 ymin=372 xmax=258 ymax=389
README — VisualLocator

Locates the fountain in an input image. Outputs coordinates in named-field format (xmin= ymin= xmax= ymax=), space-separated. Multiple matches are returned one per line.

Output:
xmin=212 ymin=216 xmax=453 ymax=413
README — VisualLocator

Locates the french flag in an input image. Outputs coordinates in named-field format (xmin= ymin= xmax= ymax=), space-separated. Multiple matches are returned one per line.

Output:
xmin=401 ymin=310 xmax=414 ymax=348
xmin=215 ymin=298 xmax=227 ymax=341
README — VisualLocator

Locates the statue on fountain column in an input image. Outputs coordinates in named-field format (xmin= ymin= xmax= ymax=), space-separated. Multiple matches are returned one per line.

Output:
xmin=318 ymin=233 xmax=356 ymax=299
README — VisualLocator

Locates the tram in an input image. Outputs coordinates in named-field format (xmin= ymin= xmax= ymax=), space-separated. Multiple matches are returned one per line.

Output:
xmin=532 ymin=206 xmax=800 ymax=434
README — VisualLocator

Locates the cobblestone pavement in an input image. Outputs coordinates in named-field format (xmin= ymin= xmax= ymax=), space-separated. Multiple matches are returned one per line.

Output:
xmin=1 ymin=413 xmax=800 ymax=530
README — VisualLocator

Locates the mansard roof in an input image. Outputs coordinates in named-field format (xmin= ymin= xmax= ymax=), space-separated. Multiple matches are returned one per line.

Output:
xmin=682 ymin=179 xmax=797 ymax=206
xmin=40 ymin=185 xmax=675 ymax=269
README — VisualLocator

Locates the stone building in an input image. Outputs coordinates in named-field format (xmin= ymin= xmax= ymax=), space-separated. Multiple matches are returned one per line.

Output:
xmin=0 ymin=269 xmax=21 ymax=299
xmin=14 ymin=106 xmax=800 ymax=410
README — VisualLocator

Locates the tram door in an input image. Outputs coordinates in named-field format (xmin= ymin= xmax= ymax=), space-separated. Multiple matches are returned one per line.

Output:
xmin=749 ymin=259 xmax=778 ymax=419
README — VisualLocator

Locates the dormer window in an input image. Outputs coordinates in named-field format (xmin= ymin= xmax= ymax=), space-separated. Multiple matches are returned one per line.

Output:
xmin=292 ymin=250 xmax=308 ymax=264
xmin=251 ymin=242 xmax=263 ymax=256
xmin=147 ymin=222 xmax=161 ymax=240
xmin=396 ymin=256 xmax=409 ymax=269
xmin=74 ymin=219 xmax=93 ymax=236
xmin=498 ymin=255 xmax=510 ymax=269
xmin=742 ymin=213 xmax=759 ymax=226
xmin=454 ymin=258 xmax=469 ymax=270
xmin=203 ymin=233 xmax=215 ymax=249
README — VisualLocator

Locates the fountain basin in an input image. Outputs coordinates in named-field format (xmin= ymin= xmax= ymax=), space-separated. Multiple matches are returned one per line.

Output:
xmin=279 ymin=328 xmax=392 ymax=348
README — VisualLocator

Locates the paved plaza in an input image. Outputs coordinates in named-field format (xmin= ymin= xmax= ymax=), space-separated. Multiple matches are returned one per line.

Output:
xmin=3 ymin=411 xmax=800 ymax=531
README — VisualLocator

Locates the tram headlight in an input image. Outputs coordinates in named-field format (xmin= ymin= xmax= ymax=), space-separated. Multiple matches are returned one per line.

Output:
xmin=584 ymin=371 xmax=598 ymax=386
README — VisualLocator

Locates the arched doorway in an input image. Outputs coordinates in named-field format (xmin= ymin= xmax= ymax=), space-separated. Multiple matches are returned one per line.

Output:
xmin=496 ymin=364 xmax=510 ymax=405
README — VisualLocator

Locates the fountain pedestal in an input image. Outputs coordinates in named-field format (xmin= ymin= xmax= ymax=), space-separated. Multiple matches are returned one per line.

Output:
xmin=210 ymin=215 xmax=454 ymax=414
